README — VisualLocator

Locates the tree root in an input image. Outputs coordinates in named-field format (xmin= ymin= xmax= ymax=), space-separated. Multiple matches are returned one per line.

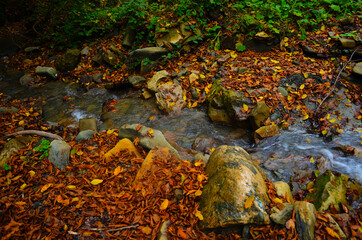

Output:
xmin=6 ymin=130 xmax=64 ymax=141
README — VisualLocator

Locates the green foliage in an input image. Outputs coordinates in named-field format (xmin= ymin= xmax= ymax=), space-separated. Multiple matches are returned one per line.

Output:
xmin=34 ymin=139 xmax=51 ymax=160
xmin=25 ymin=0 xmax=362 ymax=46
xmin=4 ymin=163 xmax=11 ymax=171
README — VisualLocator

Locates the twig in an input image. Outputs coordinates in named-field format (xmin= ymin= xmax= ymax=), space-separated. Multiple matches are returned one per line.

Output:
xmin=5 ymin=130 xmax=63 ymax=141
xmin=68 ymin=224 xmax=139 ymax=235
xmin=315 ymin=46 xmax=361 ymax=114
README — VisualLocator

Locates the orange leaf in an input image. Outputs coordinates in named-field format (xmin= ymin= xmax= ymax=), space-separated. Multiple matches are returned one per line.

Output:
xmin=195 ymin=189 xmax=202 ymax=196
xmin=326 ymin=227 xmax=340 ymax=239
xmin=195 ymin=210 xmax=204 ymax=220
xmin=160 ymin=199 xmax=169 ymax=210
xmin=41 ymin=183 xmax=53 ymax=193
xmin=136 ymin=123 xmax=142 ymax=131
xmin=140 ymin=226 xmax=152 ymax=235
xmin=244 ymin=196 xmax=254 ymax=209
xmin=177 ymin=228 xmax=188 ymax=239
xmin=114 ymin=166 xmax=122 ymax=176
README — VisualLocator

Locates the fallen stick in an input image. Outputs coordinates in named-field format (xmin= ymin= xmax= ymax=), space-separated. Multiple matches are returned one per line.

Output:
xmin=315 ymin=46 xmax=361 ymax=114
xmin=68 ymin=224 xmax=140 ymax=235
xmin=5 ymin=130 xmax=63 ymax=141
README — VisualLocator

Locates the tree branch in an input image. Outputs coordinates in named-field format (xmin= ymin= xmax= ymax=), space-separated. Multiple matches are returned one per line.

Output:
xmin=5 ymin=130 xmax=63 ymax=141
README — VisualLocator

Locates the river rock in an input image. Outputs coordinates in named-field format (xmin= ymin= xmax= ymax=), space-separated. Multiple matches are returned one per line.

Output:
xmin=352 ymin=62 xmax=362 ymax=77
xmin=207 ymin=80 xmax=251 ymax=127
xmin=339 ymin=38 xmax=356 ymax=48
xmin=147 ymin=70 xmax=169 ymax=92
xmin=270 ymin=203 xmax=294 ymax=225
xmin=0 ymin=137 xmax=30 ymax=169
xmin=76 ymin=130 xmax=96 ymax=142
xmin=129 ymin=75 xmax=146 ymax=88
xmin=277 ymin=86 xmax=288 ymax=97
xmin=123 ymin=28 xmax=136 ymax=47
xmin=103 ymin=51 xmax=117 ymax=66
xmin=49 ymin=140 xmax=71 ymax=170
xmin=24 ymin=46 xmax=40 ymax=52
xmin=126 ymin=47 xmax=168 ymax=68
xmin=254 ymin=124 xmax=280 ymax=140
xmin=273 ymin=181 xmax=294 ymax=204
xmin=155 ymin=83 xmax=186 ymax=115
xmin=19 ymin=73 xmax=32 ymax=86
xmin=249 ymin=101 xmax=270 ymax=129
xmin=121 ymin=124 xmax=179 ymax=157
xmin=104 ymin=138 xmax=142 ymax=160
xmin=79 ymin=117 xmax=97 ymax=132
xmin=207 ymin=105 xmax=233 ymax=125
xmin=157 ymin=220 xmax=171 ymax=240
xmin=305 ymin=170 xmax=347 ymax=212
xmin=199 ymin=145 xmax=270 ymax=229
xmin=133 ymin=147 xmax=177 ymax=185
xmin=192 ymin=136 xmax=215 ymax=152
xmin=294 ymin=201 xmax=316 ymax=240
xmin=156 ymin=28 xmax=183 ymax=47
xmin=55 ymin=49 xmax=81 ymax=72
xmin=35 ymin=66 xmax=58 ymax=79
xmin=0 ymin=106 xmax=18 ymax=113
xmin=81 ymin=46 xmax=89 ymax=56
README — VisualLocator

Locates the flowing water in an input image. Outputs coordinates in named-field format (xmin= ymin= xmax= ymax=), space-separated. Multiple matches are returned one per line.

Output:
xmin=1 ymin=73 xmax=361 ymax=183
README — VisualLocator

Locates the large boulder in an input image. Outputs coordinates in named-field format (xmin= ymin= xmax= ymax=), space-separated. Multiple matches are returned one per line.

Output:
xmin=156 ymin=28 xmax=183 ymax=47
xmin=199 ymin=145 xmax=270 ymax=229
xmin=155 ymin=83 xmax=186 ymax=115
xmin=49 ymin=140 xmax=71 ymax=170
xmin=55 ymin=49 xmax=81 ymax=72
xmin=92 ymin=50 xmax=118 ymax=67
xmin=0 ymin=137 xmax=31 ymax=169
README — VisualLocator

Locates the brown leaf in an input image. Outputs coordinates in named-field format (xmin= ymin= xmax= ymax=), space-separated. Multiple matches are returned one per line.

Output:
xmin=326 ymin=227 xmax=340 ymax=239
xmin=244 ymin=196 xmax=255 ymax=209
xmin=177 ymin=228 xmax=188 ymax=239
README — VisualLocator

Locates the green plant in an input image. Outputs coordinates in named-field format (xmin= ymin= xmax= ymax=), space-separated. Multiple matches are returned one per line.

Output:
xmin=4 ymin=163 xmax=11 ymax=171
xmin=34 ymin=139 xmax=51 ymax=160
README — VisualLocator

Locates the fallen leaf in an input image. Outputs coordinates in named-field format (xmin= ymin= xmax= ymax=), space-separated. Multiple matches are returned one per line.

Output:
xmin=195 ymin=210 xmax=204 ymax=220
xmin=90 ymin=179 xmax=103 ymax=185
xmin=29 ymin=170 xmax=35 ymax=177
xmin=177 ymin=228 xmax=188 ymax=239
xmin=326 ymin=227 xmax=340 ymax=239
xmin=140 ymin=226 xmax=152 ymax=235
xmin=195 ymin=190 xmax=202 ymax=196
xmin=114 ymin=166 xmax=122 ymax=176
xmin=66 ymin=185 xmax=76 ymax=189
xmin=243 ymin=104 xmax=248 ymax=112
xmin=41 ymin=183 xmax=53 ymax=193
xmin=160 ymin=199 xmax=168 ymax=210
xmin=244 ymin=196 xmax=255 ymax=209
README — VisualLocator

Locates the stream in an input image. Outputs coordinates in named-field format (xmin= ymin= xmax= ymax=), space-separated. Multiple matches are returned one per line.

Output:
xmin=1 ymin=71 xmax=362 ymax=184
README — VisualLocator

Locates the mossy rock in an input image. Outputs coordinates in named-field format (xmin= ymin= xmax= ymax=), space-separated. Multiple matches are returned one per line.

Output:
xmin=305 ymin=171 xmax=347 ymax=212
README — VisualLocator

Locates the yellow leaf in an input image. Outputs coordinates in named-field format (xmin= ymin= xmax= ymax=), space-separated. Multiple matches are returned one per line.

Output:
xmin=194 ymin=161 xmax=202 ymax=167
xmin=244 ymin=196 xmax=255 ymax=209
xmin=329 ymin=118 xmax=336 ymax=123
xmin=261 ymin=57 xmax=269 ymax=60
xmin=230 ymin=51 xmax=237 ymax=58
xmin=189 ymin=73 xmax=197 ymax=83
xmin=301 ymin=94 xmax=308 ymax=99
xmin=299 ymin=84 xmax=305 ymax=90
xmin=148 ymin=129 xmax=154 ymax=136
xmin=195 ymin=189 xmax=202 ymax=196
xmin=160 ymin=199 xmax=169 ymax=210
xmin=18 ymin=120 xmax=24 ymax=126
xmin=322 ymin=130 xmax=328 ymax=135
xmin=287 ymin=95 xmax=292 ymax=101
xmin=326 ymin=227 xmax=340 ymax=239
xmin=29 ymin=170 xmax=35 ymax=177
xmin=272 ymin=197 xmax=283 ymax=204
xmin=303 ymin=114 xmax=309 ymax=120
xmin=321 ymin=25 xmax=325 ymax=31
xmin=90 ymin=179 xmax=103 ymax=185
xmin=12 ymin=175 xmax=22 ymax=181
xmin=25 ymin=112 xmax=30 ymax=117
xmin=271 ymin=59 xmax=279 ymax=63
xmin=319 ymin=70 xmax=326 ymax=75
xmin=141 ymin=226 xmax=152 ymax=235
xmin=327 ymin=113 xmax=330 ymax=120
xmin=72 ymin=197 xmax=79 ymax=202
xmin=310 ymin=157 xmax=315 ymax=163
xmin=76 ymin=151 xmax=83 ymax=156
xmin=307 ymin=181 xmax=314 ymax=190
xmin=303 ymin=73 xmax=308 ymax=78
xmin=114 ymin=166 xmax=122 ymax=176
xmin=284 ymin=37 xmax=289 ymax=42
xmin=107 ymin=129 xmax=114 ymax=134
xmin=195 ymin=210 xmax=204 ymax=220
xmin=191 ymin=102 xmax=198 ymax=108
xmin=41 ymin=183 xmax=53 ymax=193
xmin=243 ymin=104 xmax=248 ymax=112
xmin=66 ymin=185 xmax=76 ymax=189
xmin=20 ymin=183 xmax=27 ymax=190
xmin=200 ymin=74 xmax=206 ymax=79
